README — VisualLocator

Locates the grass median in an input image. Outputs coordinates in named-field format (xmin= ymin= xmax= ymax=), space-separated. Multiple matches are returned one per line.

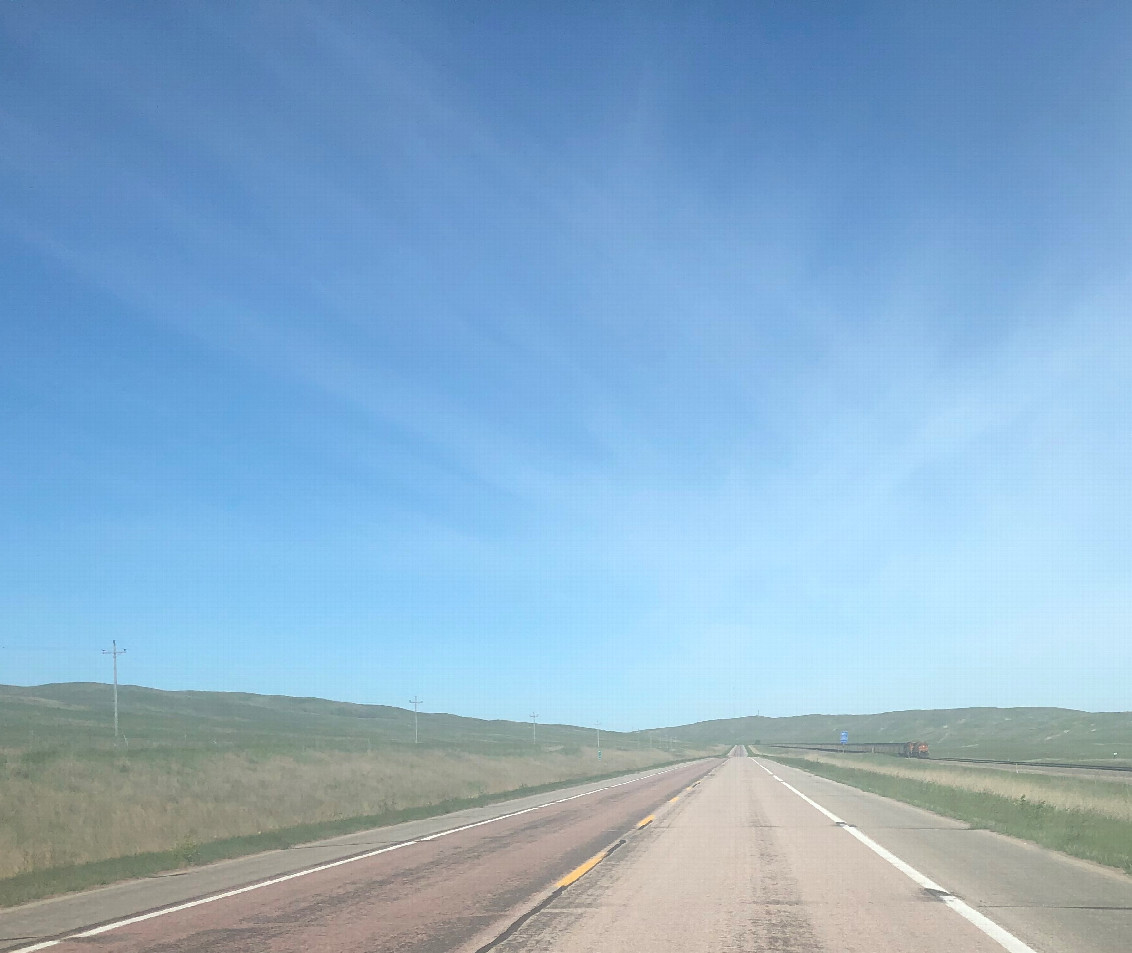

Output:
xmin=759 ymin=753 xmax=1132 ymax=875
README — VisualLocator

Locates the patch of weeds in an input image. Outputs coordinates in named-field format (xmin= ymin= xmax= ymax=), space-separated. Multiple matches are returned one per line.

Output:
xmin=175 ymin=835 xmax=200 ymax=867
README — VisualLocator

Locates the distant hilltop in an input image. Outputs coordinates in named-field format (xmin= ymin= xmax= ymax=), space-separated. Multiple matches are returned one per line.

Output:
xmin=2 ymin=683 xmax=1128 ymax=762
xmin=0 ymin=682 xmax=647 ymax=753
xmin=663 ymin=707 xmax=1132 ymax=762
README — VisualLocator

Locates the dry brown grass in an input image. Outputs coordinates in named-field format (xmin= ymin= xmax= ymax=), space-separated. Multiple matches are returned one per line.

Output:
xmin=0 ymin=746 xmax=676 ymax=878
xmin=785 ymin=751 xmax=1132 ymax=821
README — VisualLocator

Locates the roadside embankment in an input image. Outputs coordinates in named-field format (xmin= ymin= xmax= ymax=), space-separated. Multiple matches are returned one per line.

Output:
xmin=0 ymin=744 xmax=704 ymax=905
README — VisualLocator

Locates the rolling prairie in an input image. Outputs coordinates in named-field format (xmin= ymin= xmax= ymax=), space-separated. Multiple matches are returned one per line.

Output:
xmin=0 ymin=743 xmax=681 ymax=879
xmin=0 ymin=684 xmax=705 ymax=886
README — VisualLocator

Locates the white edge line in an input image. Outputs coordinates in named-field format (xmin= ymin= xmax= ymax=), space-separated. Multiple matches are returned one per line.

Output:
xmin=7 ymin=762 xmax=696 ymax=953
xmin=751 ymin=758 xmax=1040 ymax=953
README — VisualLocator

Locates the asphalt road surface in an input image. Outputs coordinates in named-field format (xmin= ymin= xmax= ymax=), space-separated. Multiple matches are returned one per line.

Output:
xmin=3 ymin=752 xmax=1129 ymax=953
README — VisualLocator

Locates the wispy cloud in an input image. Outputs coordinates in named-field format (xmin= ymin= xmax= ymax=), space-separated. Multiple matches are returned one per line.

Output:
xmin=2 ymin=3 xmax=1128 ymax=723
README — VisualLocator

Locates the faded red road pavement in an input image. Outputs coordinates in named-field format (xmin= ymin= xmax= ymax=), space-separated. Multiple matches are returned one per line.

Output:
xmin=15 ymin=760 xmax=714 ymax=953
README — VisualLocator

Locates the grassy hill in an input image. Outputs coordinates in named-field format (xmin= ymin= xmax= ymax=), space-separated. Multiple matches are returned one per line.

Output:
xmin=0 ymin=682 xmax=646 ymax=756
xmin=2 ymin=682 xmax=1129 ymax=900
xmin=665 ymin=707 xmax=1132 ymax=763
xmin=0 ymin=684 xmax=710 ymax=897
xmin=4 ymin=684 xmax=1129 ymax=763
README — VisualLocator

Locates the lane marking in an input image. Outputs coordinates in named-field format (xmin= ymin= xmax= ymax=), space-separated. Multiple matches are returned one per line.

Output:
xmin=476 ymin=764 xmax=721 ymax=952
xmin=668 ymin=796 xmax=680 ymax=803
xmin=7 ymin=763 xmax=704 ymax=953
xmin=635 ymin=814 xmax=654 ymax=829
xmin=751 ymin=758 xmax=1039 ymax=953
xmin=556 ymin=849 xmax=609 ymax=887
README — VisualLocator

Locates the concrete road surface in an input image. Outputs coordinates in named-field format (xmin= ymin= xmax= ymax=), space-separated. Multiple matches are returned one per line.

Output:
xmin=494 ymin=755 xmax=1131 ymax=953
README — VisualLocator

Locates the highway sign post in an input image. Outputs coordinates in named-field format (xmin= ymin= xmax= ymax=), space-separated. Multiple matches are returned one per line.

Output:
xmin=840 ymin=731 xmax=849 ymax=746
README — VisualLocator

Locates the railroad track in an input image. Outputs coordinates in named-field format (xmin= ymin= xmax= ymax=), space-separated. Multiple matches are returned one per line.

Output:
xmin=931 ymin=756 xmax=1132 ymax=774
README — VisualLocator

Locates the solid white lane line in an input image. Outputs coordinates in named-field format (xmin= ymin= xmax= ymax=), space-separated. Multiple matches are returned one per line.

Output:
xmin=7 ymin=763 xmax=694 ymax=953
xmin=751 ymin=759 xmax=1039 ymax=953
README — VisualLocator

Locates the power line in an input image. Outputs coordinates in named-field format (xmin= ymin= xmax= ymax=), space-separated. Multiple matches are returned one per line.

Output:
xmin=101 ymin=640 xmax=126 ymax=740
xmin=530 ymin=713 xmax=538 ymax=745
xmin=409 ymin=696 xmax=422 ymax=744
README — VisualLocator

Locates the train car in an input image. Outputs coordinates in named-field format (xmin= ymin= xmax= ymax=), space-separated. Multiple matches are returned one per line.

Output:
xmin=761 ymin=741 xmax=929 ymax=758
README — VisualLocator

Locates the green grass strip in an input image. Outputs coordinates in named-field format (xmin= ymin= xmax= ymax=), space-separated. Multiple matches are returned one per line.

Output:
xmin=765 ymin=755 xmax=1132 ymax=875
xmin=0 ymin=758 xmax=696 ymax=908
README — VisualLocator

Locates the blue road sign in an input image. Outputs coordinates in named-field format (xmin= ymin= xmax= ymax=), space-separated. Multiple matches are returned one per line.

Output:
xmin=840 ymin=731 xmax=849 ymax=745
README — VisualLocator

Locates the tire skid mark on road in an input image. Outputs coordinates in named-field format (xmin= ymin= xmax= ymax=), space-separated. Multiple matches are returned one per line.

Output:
xmin=5 ymin=762 xmax=702 ymax=953
xmin=752 ymin=758 xmax=1041 ymax=953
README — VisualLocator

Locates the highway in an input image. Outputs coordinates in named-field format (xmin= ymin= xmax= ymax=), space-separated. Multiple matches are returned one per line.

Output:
xmin=0 ymin=761 xmax=714 ymax=953
xmin=494 ymin=754 xmax=1130 ymax=953
xmin=3 ymin=751 xmax=1129 ymax=953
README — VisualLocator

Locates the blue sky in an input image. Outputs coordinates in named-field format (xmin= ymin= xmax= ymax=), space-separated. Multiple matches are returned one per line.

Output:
xmin=2 ymin=2 xmax=1129 ymax=729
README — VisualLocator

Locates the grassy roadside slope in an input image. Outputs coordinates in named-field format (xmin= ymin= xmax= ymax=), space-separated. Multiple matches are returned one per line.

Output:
xmin=0 ymin=753 xmax=702 ymax=907
xmin=0 ymin=745 xmax=690 ymax=880
xmin=0 ymin=684 xmax=719 ymax=905
xmin=756 ymin=752 xmax=1132 ymax=876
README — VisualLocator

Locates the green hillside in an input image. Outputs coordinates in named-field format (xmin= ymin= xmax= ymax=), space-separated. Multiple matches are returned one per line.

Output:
xmin=5 ymin=684 xmax=1129 ymax=764
xmin=666 ymin=707 xmax=1132 ymax=763
xmin=0 ymin=684 xmax=709 ymax=900
xmin=0 ymin=682 xmax=647 ymax=755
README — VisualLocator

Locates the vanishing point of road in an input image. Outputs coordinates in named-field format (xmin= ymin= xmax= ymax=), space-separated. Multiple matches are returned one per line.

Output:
xmin=2 ymin=750 xmax=1128 ymax=953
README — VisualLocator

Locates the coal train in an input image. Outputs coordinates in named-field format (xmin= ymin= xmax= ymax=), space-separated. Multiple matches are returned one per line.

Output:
xmin=760 ymin=741 xmax=930 ymax=758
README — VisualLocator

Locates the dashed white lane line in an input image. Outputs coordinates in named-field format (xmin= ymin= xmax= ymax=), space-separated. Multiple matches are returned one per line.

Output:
xmin=752 ymin=758 xmax=1039 ymax=953
xmin=7 ymin=763 xmax=696 ymax=953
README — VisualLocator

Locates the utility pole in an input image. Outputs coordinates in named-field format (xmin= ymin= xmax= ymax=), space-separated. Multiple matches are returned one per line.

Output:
xmin=596 ymin=722 xmax=601 ymax=759
xmin=530 ymin=713 xmax=538 ymax=745
xmin=409 ymin=696 xmax=422 ymax=744
xmin=102 ymin=640 xmax=126 ymax=741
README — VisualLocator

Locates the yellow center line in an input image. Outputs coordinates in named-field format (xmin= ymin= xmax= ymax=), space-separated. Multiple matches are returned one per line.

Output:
xmin=557 ymin=850 xmax=608 ymax=888
xmin=557 ymin=773 xmax=707 ymax=890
